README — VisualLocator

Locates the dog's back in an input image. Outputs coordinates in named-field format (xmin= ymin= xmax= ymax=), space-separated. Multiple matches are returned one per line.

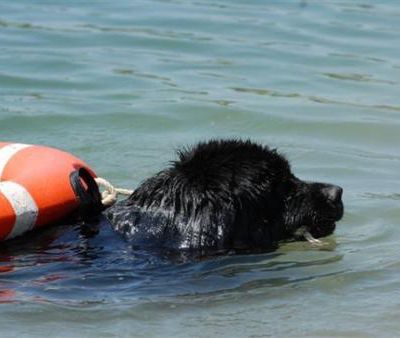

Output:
xmin=107 ymin=139 xmax=289 ymax=251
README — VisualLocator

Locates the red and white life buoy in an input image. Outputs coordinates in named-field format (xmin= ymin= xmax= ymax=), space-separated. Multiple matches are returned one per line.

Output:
xmin=0 ymin=142 xmax=102 ymax=241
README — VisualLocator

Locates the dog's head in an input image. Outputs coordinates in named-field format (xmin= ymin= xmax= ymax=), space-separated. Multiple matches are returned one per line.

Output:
xmin=277 ymin=177 xmax=344 ymax=241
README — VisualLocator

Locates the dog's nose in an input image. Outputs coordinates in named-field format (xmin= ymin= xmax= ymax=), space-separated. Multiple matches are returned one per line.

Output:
xmin=322 ymin=185 xmax=343 ymax=203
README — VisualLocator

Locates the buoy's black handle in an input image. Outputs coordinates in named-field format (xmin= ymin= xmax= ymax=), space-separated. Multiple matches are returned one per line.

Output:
xmin=70 ymin=168 xmax=103 ymax=217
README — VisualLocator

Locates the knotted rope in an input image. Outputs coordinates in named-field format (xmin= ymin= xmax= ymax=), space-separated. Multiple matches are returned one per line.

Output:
xmin=94 ymin=177 xmax=133 ymax=207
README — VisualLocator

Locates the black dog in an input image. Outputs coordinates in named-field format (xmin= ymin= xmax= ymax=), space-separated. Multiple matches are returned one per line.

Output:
xmin=106 ymin=139 xmax=343 ymax=254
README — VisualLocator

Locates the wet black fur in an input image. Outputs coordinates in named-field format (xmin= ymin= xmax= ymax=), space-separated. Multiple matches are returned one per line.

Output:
xmin=106 ymin=139 xmax=343 ymax=254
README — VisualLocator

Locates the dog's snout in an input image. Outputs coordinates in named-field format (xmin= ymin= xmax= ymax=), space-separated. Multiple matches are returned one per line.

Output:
xmin=322 ymin=185 xmax=343 ymax=203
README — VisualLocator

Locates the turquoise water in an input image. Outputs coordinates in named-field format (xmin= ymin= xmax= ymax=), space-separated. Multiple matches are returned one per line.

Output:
xmin=1 ymin=0 xmax=400 ymax=337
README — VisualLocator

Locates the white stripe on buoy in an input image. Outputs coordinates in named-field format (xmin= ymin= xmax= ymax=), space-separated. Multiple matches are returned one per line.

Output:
xmin=0 ymin=143 xmax=32 ymax=179
xmin=0 ymin=181 xmax=39 ymax=239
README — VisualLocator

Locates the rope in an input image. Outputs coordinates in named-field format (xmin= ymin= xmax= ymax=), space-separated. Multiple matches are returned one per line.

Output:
xmin=94 ymin=177 xmax=133 ymax=207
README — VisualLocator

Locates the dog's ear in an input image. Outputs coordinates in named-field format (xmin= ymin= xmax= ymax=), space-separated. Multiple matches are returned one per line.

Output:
xmin=183 ymin=198 xmax=236 ymax=249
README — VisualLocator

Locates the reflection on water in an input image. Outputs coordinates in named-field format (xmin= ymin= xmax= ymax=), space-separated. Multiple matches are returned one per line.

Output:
xmin=0 ymin=216 xmax=343 ymax=306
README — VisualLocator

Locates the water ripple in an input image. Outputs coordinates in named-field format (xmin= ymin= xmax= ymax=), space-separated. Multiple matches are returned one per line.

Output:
xmin=1 ymin=0 xmax=400 ymax=337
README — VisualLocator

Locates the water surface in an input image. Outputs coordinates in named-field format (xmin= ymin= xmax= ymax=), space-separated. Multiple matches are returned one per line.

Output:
xmin=1 ymin=1 xmax=400 ymax=337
